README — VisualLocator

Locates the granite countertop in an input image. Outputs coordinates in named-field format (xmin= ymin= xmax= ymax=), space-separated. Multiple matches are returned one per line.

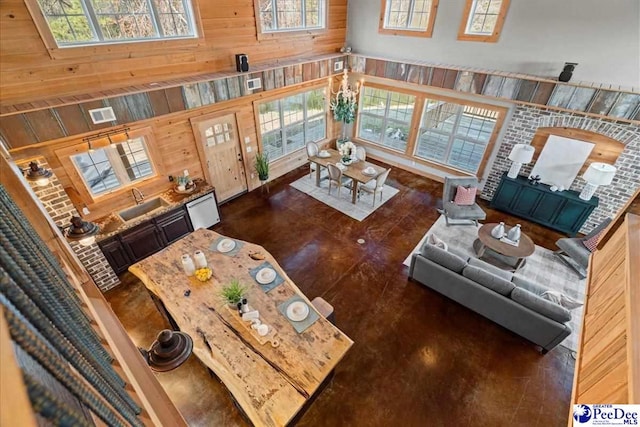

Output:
xmin=94 ymin=180 xmax=215 ymax=242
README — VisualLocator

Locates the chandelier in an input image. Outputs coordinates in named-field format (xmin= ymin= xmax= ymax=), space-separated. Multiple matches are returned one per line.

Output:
xmin=329 ymin=69 xmax=362 ymax=125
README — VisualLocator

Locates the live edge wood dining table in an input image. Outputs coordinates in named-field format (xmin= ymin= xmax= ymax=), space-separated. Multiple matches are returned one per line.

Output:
xmin=308 ymin=148 xmax=385 ymax=204
xmin=129 ymin=229 xmax=353 ymax=427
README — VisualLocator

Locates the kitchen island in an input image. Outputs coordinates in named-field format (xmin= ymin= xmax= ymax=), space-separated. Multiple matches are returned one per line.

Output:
xmin=129 ymin=228 xmax=353 ymax=426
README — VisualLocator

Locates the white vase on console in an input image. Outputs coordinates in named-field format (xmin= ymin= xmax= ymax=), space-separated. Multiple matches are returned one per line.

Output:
xmin=491 ymin=222 xmax=505 ymax=239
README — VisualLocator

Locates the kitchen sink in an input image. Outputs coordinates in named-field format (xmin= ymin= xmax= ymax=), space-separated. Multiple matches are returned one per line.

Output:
xmin=118 ymin=197 xmax=170 ymax=222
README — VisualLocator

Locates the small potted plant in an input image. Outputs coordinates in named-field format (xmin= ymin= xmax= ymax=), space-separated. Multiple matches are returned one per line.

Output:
xmin=254 ymin=152 xmax=269 ymax=183
xmin=220 ymin=278 xmax=247 ymax=307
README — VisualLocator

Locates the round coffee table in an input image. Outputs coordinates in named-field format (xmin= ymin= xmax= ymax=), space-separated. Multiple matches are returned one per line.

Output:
xmin=473 ymin=223 xmax=535 ymax=271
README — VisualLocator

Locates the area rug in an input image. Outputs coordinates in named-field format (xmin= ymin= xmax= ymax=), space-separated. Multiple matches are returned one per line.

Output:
xmin=289 ymin=174 xmax=399 ymax=221
xmin=403 ymin=215 xmax=586 ymax=352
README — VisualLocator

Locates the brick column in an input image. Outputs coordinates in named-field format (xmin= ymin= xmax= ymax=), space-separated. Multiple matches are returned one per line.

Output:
xmin=24 ymin=159 xmax=120 ymax=291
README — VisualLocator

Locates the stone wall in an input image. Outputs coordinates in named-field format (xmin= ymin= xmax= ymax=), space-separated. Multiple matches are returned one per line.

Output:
xmin=482 ymin=105 xmax=640 ymax=234
xmin=26 ymin=159 xmax=120 ymax=291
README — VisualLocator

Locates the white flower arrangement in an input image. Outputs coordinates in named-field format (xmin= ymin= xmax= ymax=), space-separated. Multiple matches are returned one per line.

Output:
xmin=338 ymin=141 xmax=357 ymax=162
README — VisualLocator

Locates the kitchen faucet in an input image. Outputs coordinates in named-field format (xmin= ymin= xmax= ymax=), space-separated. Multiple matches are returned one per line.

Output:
xmin=131 ymin=187 xmax=145 ymax=205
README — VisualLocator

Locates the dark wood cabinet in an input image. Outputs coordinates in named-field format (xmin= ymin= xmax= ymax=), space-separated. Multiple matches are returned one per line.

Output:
xmin=490 ymin=173 xmax=598 ymax=236
xmin=98 ymin=236 xmax=132 ymax=275
xmin=121 ymin=222 xmax=166 ymax=262
xmin=98 ymin=205 xmax=194 ymax=274
xmin=156 ymin=207 xmax=193 ymax=245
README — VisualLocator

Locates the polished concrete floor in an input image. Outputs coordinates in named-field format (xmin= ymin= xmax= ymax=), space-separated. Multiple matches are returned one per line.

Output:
xmin=106 ymin=164 xmax=575 ymax=427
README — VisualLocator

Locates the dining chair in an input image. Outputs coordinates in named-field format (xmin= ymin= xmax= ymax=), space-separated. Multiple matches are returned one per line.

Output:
xmin=358 ymin=168 xmax=391 ymax=206
xmin=327 ymin=164 xmax=350 ymax=196
xmin=306 ymin=142 xmax=320 ymax=179
xmin=355 ymin=146 xmax=366 ymax=162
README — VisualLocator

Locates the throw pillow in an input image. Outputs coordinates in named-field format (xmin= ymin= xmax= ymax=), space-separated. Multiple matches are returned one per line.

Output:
xmin=582 ymin=230 xmax=604 ymax=252
xmin=462 ymin=265 xmax=515 ymax=296
xmin=427 ymin=233 xmax=448 ymax=251
xmin=420 ymin=243 xmax=467 ymax=274
xmin=541 ymin=290 xmax=583 ymax=310
xmin=453 ymin=185 xmax=477 ymax=206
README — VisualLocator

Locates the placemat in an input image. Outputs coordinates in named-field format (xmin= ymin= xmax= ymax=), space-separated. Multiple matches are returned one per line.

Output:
xmin=277 ymin=295 xmax=319 ymax=334
xmin=210 ymin=236 xmax=244 ymax=257
xmin=248 ymin=261 xmax=284 ymax=292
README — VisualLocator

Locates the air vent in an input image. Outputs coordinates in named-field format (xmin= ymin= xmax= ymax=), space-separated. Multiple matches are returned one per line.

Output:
xmin=333 ymin=60 xmax=344 ymax=72
xmin=246 ymin=77 xmax=262 ymax=91
xmin=88 ymin=107 xmax=116 ymax=124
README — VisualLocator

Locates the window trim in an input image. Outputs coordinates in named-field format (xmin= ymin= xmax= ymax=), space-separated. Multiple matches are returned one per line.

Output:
xmin=24 ymin=0 xmax=205 ymax=60
xmin=356 ymin=83 xmax=419 ymax=153
xmin=457 ymin=0 xmax=510 ymax=43
xmin=253 ymin=0 xmax=329 ymax=40
xmin=378 ymin=0 xmax=439 ymax=38
xmin=353 ymin=81 xmax=507 ymax=178
xmin=55 ymin=127 xmax=164 ymax=204
xmin=254 ymin=83 xmax=330 ymax=163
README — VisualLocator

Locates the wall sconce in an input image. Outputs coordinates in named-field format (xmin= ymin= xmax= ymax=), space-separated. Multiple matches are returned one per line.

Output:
xmin=507 ymin=144 xmax=535 ymax=179
xmin=579 ymin=162 xmax=616 ymax=201
xmin=138 ymin=329 xmax=193 ymax=372
xmin=24 ymin=161 xmax=53 ymax=187
xmin=60 ymin=216 xmax=100 ymax=246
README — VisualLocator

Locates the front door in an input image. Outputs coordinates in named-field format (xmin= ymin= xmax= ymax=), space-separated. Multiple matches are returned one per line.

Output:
xmin=191 ymin=113 xmax=247 ymax=202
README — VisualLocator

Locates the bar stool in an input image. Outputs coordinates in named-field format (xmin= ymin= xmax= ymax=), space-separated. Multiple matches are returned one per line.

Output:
xmin=311 ymin=297 xmax=335 ymax=325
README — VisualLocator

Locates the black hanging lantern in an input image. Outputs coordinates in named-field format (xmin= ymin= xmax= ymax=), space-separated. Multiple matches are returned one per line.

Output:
xmin=24 ymin=161 xmax=53 ymax=187
xmin=558 ymin=62 xmax=578 ymax=83
xmin=139 ymin=330 xmax=193 ymax=372
xmin=63 ymin=216 xmax=100 ymax=246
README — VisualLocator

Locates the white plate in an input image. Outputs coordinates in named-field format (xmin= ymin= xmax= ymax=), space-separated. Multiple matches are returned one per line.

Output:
xmin=336 ymin=162 xmax=346 ymax=171
xmin=362 ymin=168 xmax=377 ymax=176
xmin=256 ymin=267 xmax=276 ymax=284
xmin=318 ymin=151 xmax=331 ymax=158
xmin=286 ymin=301 xmax=310 ymax=322
xmin=217 ymin=238 xmax=236 ymax=253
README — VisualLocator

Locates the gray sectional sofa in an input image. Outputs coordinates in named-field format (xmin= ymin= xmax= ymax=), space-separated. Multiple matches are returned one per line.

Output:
xmin=409 ymin=243 xmax=572 ymax=353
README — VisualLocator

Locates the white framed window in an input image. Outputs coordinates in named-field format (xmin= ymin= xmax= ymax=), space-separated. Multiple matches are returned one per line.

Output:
xmin=258 ymin=88 xmax=327 ymax=162
xmin=34 ymin=0 xmax=197 ymax=47
xmin=256 ymin=0 xmax=326 ymax=34
xmin=380 ymin=0 xmax=439 ymax=37
xmin=357 ymin=86 xmax=416 ymax=152
xmin=458 ymin=0 xmax=510 ymax=42
xmin=71 ymin=137 xmax=155 ymax=196
xmin=414 ymin=99 xmax=499 ymax=173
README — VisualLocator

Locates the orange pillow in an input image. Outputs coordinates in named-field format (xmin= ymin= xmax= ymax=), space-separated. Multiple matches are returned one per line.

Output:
xmin=453 ymin=185 xmax=477 ymax=206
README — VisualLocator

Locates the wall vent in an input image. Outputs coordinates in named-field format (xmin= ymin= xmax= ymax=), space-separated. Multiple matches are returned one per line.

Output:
xmin=334 ymin=60 xmax=344 ymax=72
xmin=246 ymin=77 xmax=262 ymax=91
xmin=88 ymin=107 xmax=116 ymax=124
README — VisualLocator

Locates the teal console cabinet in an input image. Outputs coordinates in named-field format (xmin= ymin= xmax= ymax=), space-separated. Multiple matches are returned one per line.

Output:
xmin=490 ymin=174 xmax=598 ymax=236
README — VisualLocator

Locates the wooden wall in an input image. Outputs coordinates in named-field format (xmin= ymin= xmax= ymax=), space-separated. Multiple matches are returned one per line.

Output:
xmin=9 ymin=79 xmax=334 ymax=220
xmin=0 ymin=0 xmax=347 ymax=107
xmin=569 ymin=198 xmax=640 ymax=416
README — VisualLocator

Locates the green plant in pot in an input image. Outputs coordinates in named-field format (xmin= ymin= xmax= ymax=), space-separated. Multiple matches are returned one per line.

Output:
xmin=254 ymin=152 xmax=269 ymax=182
xmin=220 ymin=278 xmax=247 ymax=306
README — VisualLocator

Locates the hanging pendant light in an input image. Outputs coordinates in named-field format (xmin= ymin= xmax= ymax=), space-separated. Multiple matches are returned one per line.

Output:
xmin=62 ymin=216 xmax=100 ymax=246
xmin=139 ymin=330 xmax=193 ymax=372
xmin=24 ymin=161 xmax=53 ymax=187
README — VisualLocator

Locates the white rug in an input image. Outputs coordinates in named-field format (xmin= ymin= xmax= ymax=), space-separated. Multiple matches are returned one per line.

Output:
xmin=403 ymin=216 xmax=585 ymax=352
xmin=289 ymin=174 xmax=399 ymax=221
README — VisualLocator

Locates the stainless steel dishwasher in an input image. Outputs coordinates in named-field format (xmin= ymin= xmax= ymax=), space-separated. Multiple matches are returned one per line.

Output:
xmin=186 ymin=192 xmax=220 ymax=230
